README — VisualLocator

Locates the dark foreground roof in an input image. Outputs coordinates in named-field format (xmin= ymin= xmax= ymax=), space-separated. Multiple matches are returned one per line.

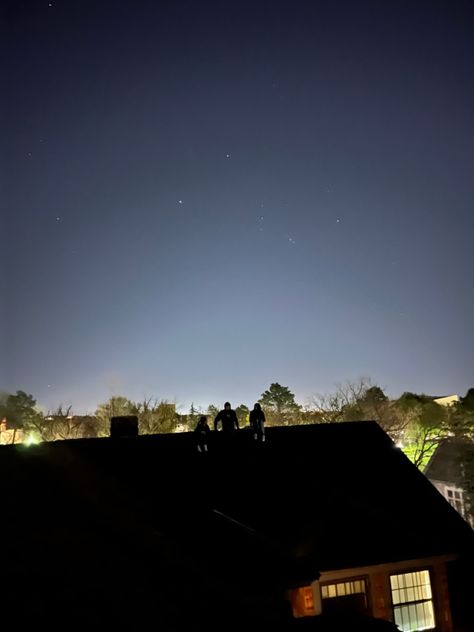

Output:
xmin=1 ymin=422 xmax=472 ymax=628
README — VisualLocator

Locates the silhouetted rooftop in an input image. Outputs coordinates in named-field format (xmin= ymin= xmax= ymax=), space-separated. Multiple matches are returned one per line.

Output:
xmin=1 ymin=422 xmax=471 ymax=628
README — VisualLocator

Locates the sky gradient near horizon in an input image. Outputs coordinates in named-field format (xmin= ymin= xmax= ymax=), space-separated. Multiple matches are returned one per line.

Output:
xmin=3 ymin=0 xmax=474 ymax=413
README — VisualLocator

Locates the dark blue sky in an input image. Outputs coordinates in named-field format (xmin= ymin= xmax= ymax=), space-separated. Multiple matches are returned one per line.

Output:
xmin=3 ymin=0 xmax=474 ymax=413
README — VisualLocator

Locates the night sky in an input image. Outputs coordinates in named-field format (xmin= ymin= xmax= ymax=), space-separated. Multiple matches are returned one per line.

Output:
xmin=3 ymin=0 xmax=474 ymax=413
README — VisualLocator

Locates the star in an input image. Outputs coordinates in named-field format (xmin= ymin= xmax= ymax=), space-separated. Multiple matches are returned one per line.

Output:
xmin=225 ymin=153 xmax=231 ymax=158
xmin=178 ymin=200 xmax=183 ymax=204
xmin=56 ymin=217 xmax=61 ymax=221
xmin=336 ymin=218 xmax=340 ymax=223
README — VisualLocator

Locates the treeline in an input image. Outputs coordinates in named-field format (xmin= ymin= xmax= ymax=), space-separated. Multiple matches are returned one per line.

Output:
xmin=1 ymin=380 xmax=473 ymax=473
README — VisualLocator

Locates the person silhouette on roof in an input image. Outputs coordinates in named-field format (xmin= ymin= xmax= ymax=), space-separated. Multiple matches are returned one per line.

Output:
xmin=249 ymin=403 xmax=266 ymax=442
xmin=194 ymin=415 xmax=211 ymax=452
xmin=214 ymin=402 xmax=239 ymax=433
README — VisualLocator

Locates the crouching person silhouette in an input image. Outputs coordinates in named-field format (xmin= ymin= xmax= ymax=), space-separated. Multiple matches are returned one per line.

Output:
xmin=195 ymin=415 xmax=211 ymax=452
xmin=250 ymin=403 xmax=266 ymax=442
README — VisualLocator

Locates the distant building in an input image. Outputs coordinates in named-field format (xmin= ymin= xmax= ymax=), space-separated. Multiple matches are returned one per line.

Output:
xmin=425 ymin=438 xmax=474 ymax=528
xmin=43 ymin=415 xmax=99 ymax=440
xmin=0 ymin=417 xmax=24 ymax=444
xmin=433 ymin=395 xmax=460 ymax=407
xmin=0 ymin=427 xmax=24 ymax=445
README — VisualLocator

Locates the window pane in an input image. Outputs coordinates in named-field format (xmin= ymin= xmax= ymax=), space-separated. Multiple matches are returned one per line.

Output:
xmin=423 ymin=582 xmax=432 ymax=600
xmin=391 ymin=575 xmax=398 ymax=590
xmin=321 ymin=586 xmax=328 ymax=599
xmin=424 ymin=600 xmax=435 ymax=629
xmin=394 ymin=606 xmax=404 ymax=631
xmin=328 ymin=585 xmax=336 ymax=598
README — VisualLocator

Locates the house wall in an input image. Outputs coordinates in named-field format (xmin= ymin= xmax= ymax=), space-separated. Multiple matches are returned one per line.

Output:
xmin=0 ymin=428 xmax=24 ymax=445
xmin=433 ymin=395 xmax=460 ymax=407
xmin=310 ymin=556 xmax=455 ymax=631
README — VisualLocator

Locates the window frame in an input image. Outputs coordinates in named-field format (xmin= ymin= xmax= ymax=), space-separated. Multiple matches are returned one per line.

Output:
xmin=445 ymin=485 xmax=466 ymax=518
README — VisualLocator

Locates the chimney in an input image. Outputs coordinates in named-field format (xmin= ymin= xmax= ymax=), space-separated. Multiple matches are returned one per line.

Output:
xmin=110 ymin=416 xmax=139 ymax=438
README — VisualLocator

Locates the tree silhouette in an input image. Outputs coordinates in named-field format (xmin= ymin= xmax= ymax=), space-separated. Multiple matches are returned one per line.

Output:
xmin=259 ymin=383 xmax=300 ymax=425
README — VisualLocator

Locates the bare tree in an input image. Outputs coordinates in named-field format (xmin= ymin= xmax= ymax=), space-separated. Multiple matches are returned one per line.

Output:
xmin=130 ymin=398 xmax=179 ymax=435
xmin=309 ymin=377 xmax=411 ymax=441
xmin=310 ymin=377 xmax=374 ymax=423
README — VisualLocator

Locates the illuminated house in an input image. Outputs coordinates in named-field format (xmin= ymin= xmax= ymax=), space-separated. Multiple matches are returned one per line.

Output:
xmin=1 ymin=422 xmax=472 ymax=630
xmin=0 ymin=417 xmax=24 ymax=445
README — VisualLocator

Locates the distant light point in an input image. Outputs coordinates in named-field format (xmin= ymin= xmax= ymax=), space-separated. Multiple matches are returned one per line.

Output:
xmin=336 ymin=218 xmax=340 ymax=223
xmin=226 ymin=153 xmax=231 ymax=158
xmin=56 ymin=217 xmax=61 ymax=221
xmin=178 ymin=200 xmax=183 ymax=204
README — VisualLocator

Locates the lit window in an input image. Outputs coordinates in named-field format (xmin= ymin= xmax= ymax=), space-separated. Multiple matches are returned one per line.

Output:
xmin=288 ymin=585 xmax=316 ymax=618
xmin=390 ymin=570 xmax=435 ymax=631
xmin=321 ymin=579 xmax=366 ymax=601
xmin=320 ymin=578 xmax=368 ymax=615
xmin=303 ymin=586 xmax=315 ymax=611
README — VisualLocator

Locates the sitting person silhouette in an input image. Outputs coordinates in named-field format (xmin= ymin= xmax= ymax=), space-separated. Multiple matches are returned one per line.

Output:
xmin=194 ymin=415 xmax=211 ymax=452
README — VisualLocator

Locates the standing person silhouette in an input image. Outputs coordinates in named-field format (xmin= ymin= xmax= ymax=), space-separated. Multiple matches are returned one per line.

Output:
xmin=249 ymin=403 xmax=266 ymax=442
xmin=214 ymin=402 xmax=239 ymax=433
